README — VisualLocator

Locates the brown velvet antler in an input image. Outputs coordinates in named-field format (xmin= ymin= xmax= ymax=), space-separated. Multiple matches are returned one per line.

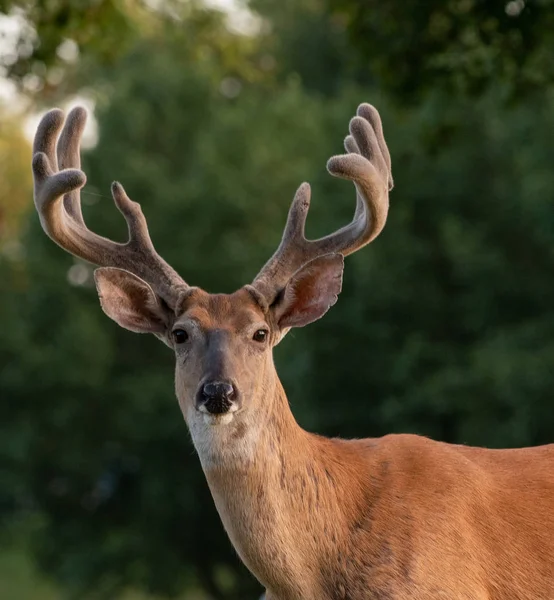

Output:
xmin=253 ymin=103 xmax=393 ymax=302
xmin=32 ymin=107 xmax=187 ymax=306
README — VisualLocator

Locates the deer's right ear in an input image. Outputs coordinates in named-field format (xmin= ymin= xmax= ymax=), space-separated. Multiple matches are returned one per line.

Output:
xmin=94 ymin=267 xmax=169 ymax=334
xmin=273 ymin=253 xmax=344 ymax=330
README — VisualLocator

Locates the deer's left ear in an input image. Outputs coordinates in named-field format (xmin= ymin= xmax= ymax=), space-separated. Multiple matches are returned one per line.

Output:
xmin=273 ymin=253 xmax=344 ymax=329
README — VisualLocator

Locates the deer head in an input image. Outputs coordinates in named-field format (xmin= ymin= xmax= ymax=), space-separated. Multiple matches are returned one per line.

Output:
xmin=32 ymin=104 xmax=392 ymax=461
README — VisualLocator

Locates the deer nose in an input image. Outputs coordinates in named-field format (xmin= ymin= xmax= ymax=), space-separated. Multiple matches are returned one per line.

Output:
xmin=198 ymin=380 xmax=237 ymax=415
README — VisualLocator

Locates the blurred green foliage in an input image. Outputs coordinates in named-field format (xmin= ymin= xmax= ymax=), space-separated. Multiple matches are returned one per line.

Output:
xmin=330 ymin=0 xmax=554 ymax=100
xmin=329 ymin=0 xmax=554 ymax=100
xmin=1 ymin=0 xmax=554 ymax=599
xmin=0 ymin=110 xmax=32 ymax=239
xmin=0 ymin=0 xmax=149 ymax=97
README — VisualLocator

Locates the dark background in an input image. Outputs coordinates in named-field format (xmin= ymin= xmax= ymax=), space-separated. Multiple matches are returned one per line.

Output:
xmin=1 ymin=0 xmax=554 ymax=598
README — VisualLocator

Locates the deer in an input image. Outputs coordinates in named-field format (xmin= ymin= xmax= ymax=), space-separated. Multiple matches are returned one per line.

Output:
xmin=31 ymin=103 xmax=554 ymax=600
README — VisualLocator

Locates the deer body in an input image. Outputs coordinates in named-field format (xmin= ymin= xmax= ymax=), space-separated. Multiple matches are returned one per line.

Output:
xmin=196 ymin=370 xmax=554 ymax=600
xmin=31 ymin=104 xmax=554 ymax=599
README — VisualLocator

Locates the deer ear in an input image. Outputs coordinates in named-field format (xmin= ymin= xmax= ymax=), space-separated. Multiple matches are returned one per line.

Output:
xmin=273 ymin=254 xmax=344 ymax=329
xmin=94 ymin=267 xmax=169 ymax=334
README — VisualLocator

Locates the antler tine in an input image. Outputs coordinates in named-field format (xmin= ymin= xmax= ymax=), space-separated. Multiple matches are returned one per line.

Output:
xmin=253 ymin=103 xmax=392 ymax=302
xmin=32 ymin=107 xmax=188 ymax=306
xmin=56 ymin=106 xmax=87 ymax=225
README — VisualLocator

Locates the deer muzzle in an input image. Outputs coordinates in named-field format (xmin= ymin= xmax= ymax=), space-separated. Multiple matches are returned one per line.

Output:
xmin=197 ymin=380 xmax=239 ymax=415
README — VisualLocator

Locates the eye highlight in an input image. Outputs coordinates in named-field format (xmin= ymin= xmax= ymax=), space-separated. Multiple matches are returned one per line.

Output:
xmin=252 ymin=329 xmax=268 ymax=343
xmin=172 ymin=329 xmax=188 ymax=344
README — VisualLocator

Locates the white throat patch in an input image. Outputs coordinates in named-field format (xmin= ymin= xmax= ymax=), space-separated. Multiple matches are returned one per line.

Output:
xmin=186 ymin=407 xmax=264 ymax=469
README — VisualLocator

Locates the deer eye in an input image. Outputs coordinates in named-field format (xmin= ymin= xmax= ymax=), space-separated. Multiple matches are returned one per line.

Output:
xmin=252 ymin=329 xmax=268 ymax=343
xmin=172 ymin=329 xmax=188 ymax=344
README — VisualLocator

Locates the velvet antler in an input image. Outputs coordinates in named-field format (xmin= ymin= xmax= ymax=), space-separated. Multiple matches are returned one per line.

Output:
xmin=32 ymin=107 xmax=187 ymax=306
xmin=253 ymin=103 xmax=392 ymax=302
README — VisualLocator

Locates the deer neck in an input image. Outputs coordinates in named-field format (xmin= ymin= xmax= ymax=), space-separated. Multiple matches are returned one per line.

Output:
xmin=195 ymin=371 xmax=373 ymax=597
xmin=190 ymin=366 xmax=307 ymax=469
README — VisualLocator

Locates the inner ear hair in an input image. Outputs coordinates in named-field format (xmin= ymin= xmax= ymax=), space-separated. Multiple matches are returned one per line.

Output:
xmin=273 ymin=253 xmax=344 ymax=330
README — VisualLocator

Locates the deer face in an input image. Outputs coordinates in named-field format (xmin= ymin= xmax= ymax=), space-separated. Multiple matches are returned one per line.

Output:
xmin=171 ymin=288 xmax=273 ymax=427
xmin=92 ymin=254 xmax=344 ymax=435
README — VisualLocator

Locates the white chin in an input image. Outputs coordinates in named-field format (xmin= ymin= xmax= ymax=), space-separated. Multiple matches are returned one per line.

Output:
xmin=203 ymin=412 xmax=235 ymax=426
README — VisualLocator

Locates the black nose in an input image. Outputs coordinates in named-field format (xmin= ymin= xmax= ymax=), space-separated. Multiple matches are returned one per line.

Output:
xmin=200 ymin=380 xmax=236 ymax=414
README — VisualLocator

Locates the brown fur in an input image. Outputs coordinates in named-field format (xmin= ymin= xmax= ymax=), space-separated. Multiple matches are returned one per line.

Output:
xmin=169 ymin=292 xmax=554 ymax=600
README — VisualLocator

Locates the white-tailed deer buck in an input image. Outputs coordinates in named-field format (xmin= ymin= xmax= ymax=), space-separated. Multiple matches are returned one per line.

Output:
xmin=32 ymin=104 xmax=554 ymax=600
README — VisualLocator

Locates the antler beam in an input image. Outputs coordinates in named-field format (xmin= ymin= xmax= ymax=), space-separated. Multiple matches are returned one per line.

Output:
xmin=32 ymin=107 xmax=187 ymax=306
xmin=252 ymin=103 xmax=392 ymax=302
